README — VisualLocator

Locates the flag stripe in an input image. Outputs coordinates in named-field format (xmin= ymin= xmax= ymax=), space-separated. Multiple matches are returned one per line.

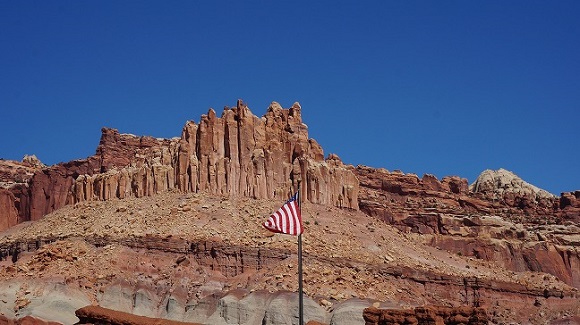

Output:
xmin=289 ymin=200 xmax=300 ymax=234
xmin=283 ymin=204 xmax=293 ymax=234
xmin=263 ymin=191 xmax=303 ymax=236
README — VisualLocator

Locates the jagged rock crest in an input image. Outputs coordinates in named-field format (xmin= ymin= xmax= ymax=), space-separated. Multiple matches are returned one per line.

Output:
xmin=1 ymin=100 xmax=359 ymax=229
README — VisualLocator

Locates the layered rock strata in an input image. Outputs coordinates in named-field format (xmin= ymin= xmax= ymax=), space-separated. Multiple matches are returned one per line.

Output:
xmin=363 ymin=306 xmax=489 ymax=325
xmin=1 ymin=101 xmax=579 ymax=324
xmin=0 ymin=101 xmax=359 ymax=231
xmin=0 ymin=157 xmax=43 ymax=230
xmin=354 ymin=166 xmax=580 ymax=289
xmin=75 ymin=302 xmax=331 ymax=325
xmin=355 ymin=166 xmax=578 ymax=225
xmin=0 ymin=188 xmax=578 ymax=324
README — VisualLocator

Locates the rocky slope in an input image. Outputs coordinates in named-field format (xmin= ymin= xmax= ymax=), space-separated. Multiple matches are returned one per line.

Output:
xmin=0 ymin=191 xmax=577 ymax=324
xmin=0 ymin=100 xmax=579 ymax=324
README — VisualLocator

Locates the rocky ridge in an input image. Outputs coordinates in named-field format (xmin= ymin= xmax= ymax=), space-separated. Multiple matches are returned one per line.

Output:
xmin=0 ymin=100 xmax=579 ymax=324
xmin=355 ymin=166 xmax=580 ymax=289
xmin=0 ymin=100 xmax=358 ymax=232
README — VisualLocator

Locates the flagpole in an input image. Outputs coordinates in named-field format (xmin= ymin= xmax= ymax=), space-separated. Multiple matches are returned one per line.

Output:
xmin=297 ymin=182 xmax=304 ymax=325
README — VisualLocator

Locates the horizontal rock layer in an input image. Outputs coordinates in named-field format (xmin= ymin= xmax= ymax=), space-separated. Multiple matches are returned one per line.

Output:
xmin=363 ymin=306 xmax=489 ymax=325
xmin=2 ymin=234 xmax=576 ymax=325
xmin=354 ymin=166 xmax=580 ymax=289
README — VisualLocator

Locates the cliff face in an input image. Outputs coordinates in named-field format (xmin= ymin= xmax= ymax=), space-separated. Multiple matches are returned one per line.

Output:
xmin=0 ymin=101 xmax=358 ymax=231
xmin=0 ymin=157 xmax=44 ymax=229
xmin=355 ymin=166 xmax=578 ymax=225
xmin=355 ymin=166 xmax=580 ymax=289
xmin=1 ymin=100 xmax=579 ymax=324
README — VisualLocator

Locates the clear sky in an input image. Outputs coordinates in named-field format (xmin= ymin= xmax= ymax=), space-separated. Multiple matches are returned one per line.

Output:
xmin=1 ymin=1 xmax=579 ymax=195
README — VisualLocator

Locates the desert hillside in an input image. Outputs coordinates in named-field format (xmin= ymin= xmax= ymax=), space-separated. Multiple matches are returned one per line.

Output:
xmin=1 ymin=190 xmax=577 ymax=324
xmin=0 ymin=101 xmax=579 ymax=325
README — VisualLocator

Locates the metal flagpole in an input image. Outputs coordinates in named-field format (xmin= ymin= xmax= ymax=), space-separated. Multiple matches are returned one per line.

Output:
xmin=295 ymin=120 xmax=304 ymax=325
xmin=297 ymin=182 xmax=304 ymax=325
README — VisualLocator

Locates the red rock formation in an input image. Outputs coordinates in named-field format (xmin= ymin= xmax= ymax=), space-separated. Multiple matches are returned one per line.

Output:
xmin=355 ymin=166 xmax=475 ymax=225
xmin=0 ymin=158 xmax=44 ymax=231
xmin=28 ymin=158 xmax=101 ymax=221
xmin=0 ymin=101 xmax=358 ymax=230
xmin=363 ymin=306 xmax=489 ymax=325
xmin=0 ymin=189 xmax=19 ymax=231
xmin=0 ymin=315 xmax=61 ymax=325
xmin=1 ymin=99 xmax=579 ymax=300
xmin=560 ymin=191 xmax=580 ymax=223
xmin=0 ymin=156 xmax=43 ymax=184
xmin=354 ymin=165 xmax=580 ymax=289
xmin=75 ymin=305 xmax=202 ymax=325
xmin=356 ymin=165 xmax=580 ymax=227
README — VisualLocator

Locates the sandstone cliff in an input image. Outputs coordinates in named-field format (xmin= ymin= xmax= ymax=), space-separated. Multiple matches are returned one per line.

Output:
xmin=0 ymin=100 xmax=358 ymax=231
xmin=355 ymin=166 xmax=580 ymax=289
xmin=0 ymin=157 xmax=43 ymax=230
xmin=1 ymin=100 xmax=579 ymax=324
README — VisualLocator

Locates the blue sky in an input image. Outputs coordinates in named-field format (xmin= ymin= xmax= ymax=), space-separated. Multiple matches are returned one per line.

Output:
xmin=1 ymin=1 xmax=579 ymax=195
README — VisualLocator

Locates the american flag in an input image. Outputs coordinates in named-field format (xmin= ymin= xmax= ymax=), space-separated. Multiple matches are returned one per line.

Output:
xmin=263 ymin=191 xmax=303 ymax=236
